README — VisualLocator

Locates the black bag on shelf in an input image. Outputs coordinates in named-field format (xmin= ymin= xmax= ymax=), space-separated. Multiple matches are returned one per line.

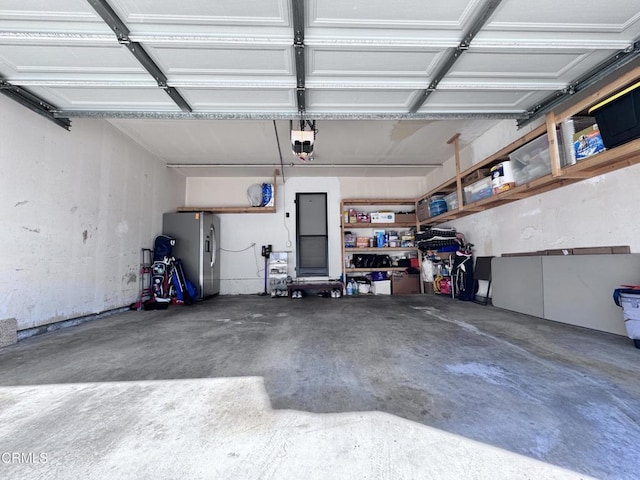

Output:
xmin=353 ymin=254 xmax=375 ymax=268
xmin=373 ymin=254 xmax=392 ymax=268
xmin=352 ymin=253 xmax=392 ymax=268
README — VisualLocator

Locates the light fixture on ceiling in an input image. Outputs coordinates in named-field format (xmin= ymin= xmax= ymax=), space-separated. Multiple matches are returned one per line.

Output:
xmin=291 ymin=119 xmax=317 ymax=161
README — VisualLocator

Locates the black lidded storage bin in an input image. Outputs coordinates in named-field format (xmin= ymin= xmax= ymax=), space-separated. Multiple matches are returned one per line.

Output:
xmin=588 ymin=81 xmax=640 ymax=149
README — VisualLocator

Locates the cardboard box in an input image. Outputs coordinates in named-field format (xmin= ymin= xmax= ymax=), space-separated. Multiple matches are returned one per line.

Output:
xmin=394 ymin=213 xmax=415 ymax=224
xmin=348 ymin=208 xmax=357 ymax=224
xmin=391 ymin=274 xmax=420 ymax=294
xmin=356 ymin=212 xmax=370 ymax=223
xmin=356 ymin=237 xmax=370 ymax=248
xmin=371 ymin=280 xmax=391 ymax=295
xmin=573 ymin=247 xmax=613 ymax=255
xmin=573 ymin=246 xmax=631 ymax=255
xmin=503 ymin=246 xmax=631 ymax=256
xmin=370 ymin=211 xmax=395 ymax=223
xmin=461 ymin=168 xmax=491 ymax=187
xmin=423 ymin=282 xmax=434 ymax=295
xmin=573 ymin=125 xmax=605 ymax=160
xmin=545 ymin=249 xmax=573 ymax=256
xmin=417 ymin=200 xmax=430 ymax=222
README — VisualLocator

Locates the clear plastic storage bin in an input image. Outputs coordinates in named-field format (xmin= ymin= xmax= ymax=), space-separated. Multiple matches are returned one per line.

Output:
xmin=509 ymin=134 xmax=552 ymax=185
xmin=463 ymin=177 xmax=493 ymax=204
xmin=444 ymin=191 xmax=459 ymax=211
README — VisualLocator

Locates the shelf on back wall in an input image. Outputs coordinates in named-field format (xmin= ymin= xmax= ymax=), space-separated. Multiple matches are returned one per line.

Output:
xmin=341 ymin=198 xmax=417 ymax=206
xmin=345 ymin=267 xmax=413 ymax=273
xmin=345 ymin=247 xmax=418 ymax=253
xmin=176 ymin=169 xmax=280 ymax=214
xmin=343 ymin=222 xmax=417 ymax=229
xmin=340 ymin=202 xmax=418 ymax=232
xmin=341 ymin=197 xmax=423 ymax=292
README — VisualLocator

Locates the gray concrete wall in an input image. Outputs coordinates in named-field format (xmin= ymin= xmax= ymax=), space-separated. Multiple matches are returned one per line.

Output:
xmin=0 ymin=96 xmax=186 ymax=330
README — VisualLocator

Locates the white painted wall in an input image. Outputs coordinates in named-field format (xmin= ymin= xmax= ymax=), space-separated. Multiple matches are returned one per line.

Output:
xmin=185 ymin=175 xmax=426 ymax=294
xmin=445 ymin=167 xmax=640 ymax=257
xmin=0 ymin=96 xmax=185 ymax=330
xmin=186 ymin=177 xmax=269 ymax=207
xmin=186 ymin=176 xmax=341 ymax=294
xmin=340 ymin=177 xmax=426 ymax=199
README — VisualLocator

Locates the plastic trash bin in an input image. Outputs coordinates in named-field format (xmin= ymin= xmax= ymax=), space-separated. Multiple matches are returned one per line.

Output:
xmin=613 ymin=289 xmax=640 ymax=348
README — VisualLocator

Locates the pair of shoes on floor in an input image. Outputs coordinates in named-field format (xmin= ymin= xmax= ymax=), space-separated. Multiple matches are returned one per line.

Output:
xmin=331 ymin=289 xmax=342 ymax=298
xmin=292 ymin=290 xmax=303 ymax=298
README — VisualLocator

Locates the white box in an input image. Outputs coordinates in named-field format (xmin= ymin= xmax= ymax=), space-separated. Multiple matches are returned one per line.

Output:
xmin=371 ymin=280 xmax=391 ymax=295
xmin=370 ymin=211 xmax=395 ymax=223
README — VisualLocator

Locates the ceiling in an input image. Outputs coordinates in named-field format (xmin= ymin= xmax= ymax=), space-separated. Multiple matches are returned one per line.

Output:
xmin=1 ymin=0 xmax=639 ymax=177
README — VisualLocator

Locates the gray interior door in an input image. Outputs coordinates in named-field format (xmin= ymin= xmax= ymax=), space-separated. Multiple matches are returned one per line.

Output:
xmin=296 ymin=193 xmax=328 ymax=277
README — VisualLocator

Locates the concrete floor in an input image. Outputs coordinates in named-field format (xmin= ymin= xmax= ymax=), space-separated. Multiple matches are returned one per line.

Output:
xmin=1 ymin=294 xmax=639 ymax=479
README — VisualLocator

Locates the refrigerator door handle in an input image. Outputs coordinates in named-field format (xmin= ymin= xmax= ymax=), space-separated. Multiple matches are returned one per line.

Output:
xmin=210 ymin=225 xmax=217 ymax=268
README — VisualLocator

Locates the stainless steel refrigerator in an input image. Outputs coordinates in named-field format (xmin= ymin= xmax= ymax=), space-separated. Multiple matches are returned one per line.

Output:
xmin=162 ymin=212 xmax=220 ymax=299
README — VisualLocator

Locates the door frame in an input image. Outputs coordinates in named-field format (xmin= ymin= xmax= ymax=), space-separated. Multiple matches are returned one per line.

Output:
xmin=295 ymin=192 xmax=329 ymax=277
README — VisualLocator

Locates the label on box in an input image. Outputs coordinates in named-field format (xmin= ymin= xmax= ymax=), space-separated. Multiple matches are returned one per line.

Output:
xmin=574 ymin=125 xmax=605 ymax=160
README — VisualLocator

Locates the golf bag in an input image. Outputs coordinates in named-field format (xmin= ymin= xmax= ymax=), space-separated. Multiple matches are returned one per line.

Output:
xmin=145 ymin=235 xmax=198 ymax=308
xmin=148 ymin=235 xmax=176 ymax=306
xmin=453 ymin=249 xmax=475 ymax=301
xmin=153 ymin=235 xmax=175 ymax=262
xmin=151 ymin=259 xmax=172 ymax=301
xmin=170 ymin=259 xmax=197 ymax=304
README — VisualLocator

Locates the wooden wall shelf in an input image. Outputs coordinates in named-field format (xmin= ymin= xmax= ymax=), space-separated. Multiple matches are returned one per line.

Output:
xmin=177 ymin=205 xmax=276 ymax=214
xmin=176 ymin=170 xmax=279 ymax=215
xmin=346 ymin=267 xmax=412 ymax=273
xmin=417 ymin=66 xmax=640 ymax=228
xmin=345 ymin=247 xmax=418 ymax=253
xmin=341 ymin=198 xmax=418 ymax=206
xmin=343 ymin=222 xmax=417 ymax=228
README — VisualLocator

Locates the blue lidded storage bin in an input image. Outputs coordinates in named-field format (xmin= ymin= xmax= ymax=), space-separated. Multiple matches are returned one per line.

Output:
xmin=429 ymin=197 xmax=448 ymax=217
